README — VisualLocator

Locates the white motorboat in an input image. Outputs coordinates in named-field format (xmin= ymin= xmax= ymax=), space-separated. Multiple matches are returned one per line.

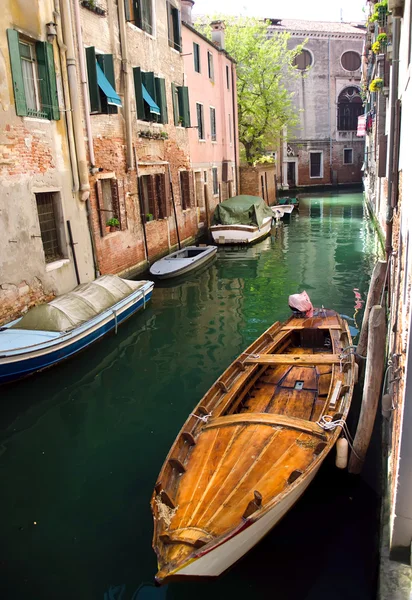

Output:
xmin=149 ymin=246 xmax=217 ymax=279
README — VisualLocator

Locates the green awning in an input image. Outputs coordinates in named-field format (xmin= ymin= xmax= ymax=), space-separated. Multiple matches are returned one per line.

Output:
xmin=142 ymin=84 xmax=160 ymax=115
xmin=96 ymin=62 xmax=122 ymax=107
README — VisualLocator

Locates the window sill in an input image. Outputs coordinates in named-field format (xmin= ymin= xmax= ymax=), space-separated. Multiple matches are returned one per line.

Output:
xmin=126 ymin=21 xmax=155 ymax=39
xmin=344 ymin=163 xmax=354 ymax=166
xmin=309 ymin=176 xmax=323 ymax=179
xmin=23 ymin=116 xmax=51 ymax=124
xmin=169 ymin=45 xmax=182 ymax=54
xmin=46 ymin=258 xmax=70 ymax=272
xmin=198 ymin=139 xmax=206 ymax=143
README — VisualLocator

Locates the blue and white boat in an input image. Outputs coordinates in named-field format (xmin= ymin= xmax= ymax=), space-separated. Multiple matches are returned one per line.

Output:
xmin=0 ymin=275 xmax=154 ymax=384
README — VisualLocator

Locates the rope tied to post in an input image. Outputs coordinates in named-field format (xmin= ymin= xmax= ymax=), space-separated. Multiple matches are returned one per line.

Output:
xmin=190 ymin=412 xmax=212 ymax=423
xmin=316 ymin=415 xmax=362 ymax=460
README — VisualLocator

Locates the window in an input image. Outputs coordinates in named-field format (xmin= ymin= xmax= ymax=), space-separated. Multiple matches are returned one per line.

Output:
xmin=96 ymin=178 xmax=126 ymax=236
xmin=7 ymin=29 xmax=60 ymax=119
xmin=193 ymin=42 xmax=201 ymax=73
xmin=207 ymin=51 xmax=214 ymax=81
xmin=226 ymin=64 xmax=230 ymax=89
xmin=125 ymin=0 xmax=153 ymax=35
xmin=196 ymin=103 xmax=205 ymax=140
xmin=212 ymin=167 xmax=219 ymax=195
xmin=180 ymin=171 xmax=192 ymax=210
xmin=86 ymin=48 xmax=122 ymax=114
xmin=171 ymin=83 xmax=190 ymax=126
xmin=341 ymin=51 xmax=361 ymax=71
xmin=344 ymin=148 xmax=353 ymax=164
xmin=133 ymin=68 xmax=167 ymax=123
xmin=293 ymin=49 xmax=312 ymax=71
xmin=167 ymin=2 xmax=181 ymax=51
xmin=210 ymin=107 xmax=216 ymax=141
xmin=338 ymin=87 xmax=363 ymax=131
xmin=310 ymin=152 xmax=323 ymax=178
xmin=139 ymin=173 xmax=169 ymax=220
xmin=35 ymin=193 xmax=64 ymax=262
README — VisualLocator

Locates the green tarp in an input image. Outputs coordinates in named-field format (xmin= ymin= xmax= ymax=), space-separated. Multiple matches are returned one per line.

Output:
xmin=211 ymin=195 xmax=274 ymax=227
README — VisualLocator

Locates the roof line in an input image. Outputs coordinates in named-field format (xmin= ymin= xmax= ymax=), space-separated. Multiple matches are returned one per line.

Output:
xmin=182 ymin=21 xmax=236 ymax=63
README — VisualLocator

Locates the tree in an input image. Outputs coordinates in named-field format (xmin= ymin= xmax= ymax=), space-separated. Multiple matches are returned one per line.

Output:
xmin=200 ymin=17 xmax=305 ymax=165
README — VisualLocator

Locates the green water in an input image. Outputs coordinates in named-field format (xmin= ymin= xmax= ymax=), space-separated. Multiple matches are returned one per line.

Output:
xmin=0 ymin=193 xmax=381 ymax=600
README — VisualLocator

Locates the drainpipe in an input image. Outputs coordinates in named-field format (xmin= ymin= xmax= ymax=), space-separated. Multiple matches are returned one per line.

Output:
xmin=328 ymin=36 xmax=332 ymax=184
xmin=72 ymin=0 xmax=96 ymax=170
xmin=60 ymin=0 xmax=90 ymax=200
xmin=53 ymin=0 xmax=79 ymax=192
xmin=117 ymin=0 xmax=134 ymax=170
xmin=385 ymin=14 xmax=401 ymax=262
xmin=231 ymin=61 xmax=239 ymax=194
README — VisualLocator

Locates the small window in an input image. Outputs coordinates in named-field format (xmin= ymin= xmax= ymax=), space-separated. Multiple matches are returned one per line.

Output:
xmin=180 ymin=171 xmax=191 ymax=210
xmin=167 ymin=2 xmax=181 ymax=51
xmin=207 ymin=51 xmax=214 ymax=81
xmin=125 ymin=0 xmax=153 ymax=35
xmin=7 ymin=29 xmax=60 ymax=120
xmin=212 ymin=167 xmax=219 ymax=195
xmin=226 ymin=64 xmax=230 ymax=89
xmin=193 ymin=42 xmax=201 ymax=73
xmin=196 ymin=103 xmax=205 ymax=140
xmin=35 ymin=192 xmax=64 ymax=262
xmin=344 ymin=148 xmax=353 ymax=164
xmin=341 ymin=51 xmax=361 ymax=72
xmin=293 ymin=49 xmax=312 ymax=71
xmin=139 ymin=173 xmax=168 ymax=220
xmin=96 ymin=178 xmax=125 ymax=235
xmin=210 ymin=107 xmax=216 ymax=142
xmin=310 ymin=152 xmax=323 ymax=178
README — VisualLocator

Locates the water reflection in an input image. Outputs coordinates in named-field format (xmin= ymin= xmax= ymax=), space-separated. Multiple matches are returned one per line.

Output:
xmin=0 ymin=192 xmax=381 ymax=600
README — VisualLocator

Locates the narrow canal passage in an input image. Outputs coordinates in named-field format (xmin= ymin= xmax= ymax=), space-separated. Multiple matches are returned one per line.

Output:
xmin=1 ymin=192 xmax=381 ymax=600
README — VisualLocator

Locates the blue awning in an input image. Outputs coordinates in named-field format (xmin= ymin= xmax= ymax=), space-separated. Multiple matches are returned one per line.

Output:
xmin=142 ymin=84 xmax=160 ymax=115
xmin=96 ymin=62 xmax=122 ymax=107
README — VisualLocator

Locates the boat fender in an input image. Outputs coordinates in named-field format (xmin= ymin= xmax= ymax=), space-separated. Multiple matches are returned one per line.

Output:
xmin=335 ymin=437 xmax=348 ymax=469
xmin=353 ymin=363 xmax=359 ymax=385
xmin=382 ymin=393 xmax=392 ymax=419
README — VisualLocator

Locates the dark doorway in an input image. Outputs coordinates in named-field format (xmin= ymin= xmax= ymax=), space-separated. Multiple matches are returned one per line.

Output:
xmin=287 ymin=162 xmax=296 ymax=187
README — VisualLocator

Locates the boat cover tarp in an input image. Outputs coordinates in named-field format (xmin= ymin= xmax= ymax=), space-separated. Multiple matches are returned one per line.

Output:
xmin=11 ymin=276 xmax=145 ymax=332
xmin=211 ymin=195 xmax=274 ymax=227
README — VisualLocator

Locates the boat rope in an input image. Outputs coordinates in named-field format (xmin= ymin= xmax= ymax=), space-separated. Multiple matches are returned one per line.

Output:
xmin=316 ymin=415 xmax=362 ymax=461
xmin=190 ymin=412 xmax=212 ymax=423
xmin=112 ymin=309 xmax=118 ymax=334
xmin=339 ymin=344 xmax=366 ymax=361
xmin=244 ymin=353 xmax=261 ymax=359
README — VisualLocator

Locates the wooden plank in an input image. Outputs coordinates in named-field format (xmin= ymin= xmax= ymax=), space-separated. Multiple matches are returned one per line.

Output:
xmin=281 ymin=325 xmax=342 ymax=330
xmin=329 ymin=381 xmax=342 ymax=409
xmin=244 ymin=354 xmax=340 ymax=365
xmin=204 ymin=412 xmax=326 ymax=438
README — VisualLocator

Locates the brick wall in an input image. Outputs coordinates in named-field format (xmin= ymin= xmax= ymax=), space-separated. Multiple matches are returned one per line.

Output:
xmin=240 ymin=164 xmax=277 ymax=204
xmin=0 ymin=278 xmax=55 ymax=326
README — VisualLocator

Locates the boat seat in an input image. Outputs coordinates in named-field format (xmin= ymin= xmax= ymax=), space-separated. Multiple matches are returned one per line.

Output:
xmin=244 ymin=353 xmax=341 ymax=365
xmin=204 ymin=412 xmax=327 ymax=439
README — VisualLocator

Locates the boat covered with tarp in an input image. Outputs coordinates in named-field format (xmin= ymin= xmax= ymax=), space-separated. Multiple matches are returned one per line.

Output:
xmin=0 ymin=275 xmax=154 ymax=384
xmin=210 ymin=195 xmax=274 ymax=245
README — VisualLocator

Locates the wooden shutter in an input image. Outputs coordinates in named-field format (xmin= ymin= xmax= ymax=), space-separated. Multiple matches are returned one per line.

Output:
xmin=171 ymin=82 xmax=179 ymax=125
xmin=85 ymin=46 xmax=101 ymax=113
xmin=110 ymin=179 xmax=122 ymax=228
xmin=134 ymin=0 xmax=142 ymax=28
xmin=96 ymin=180 xmax=107 ymax=236
xmin=222 ymin=161 xmax=228 ymax=182
xmin=142 ymin=71 xmax=156 ymax=102
xmin=167 ymin=2 xmax=173 ymax=47
xmin=133 ymin=67 xmax=145 ymax=120
xmin=6 ymin=29 xmax=28 ymax=117
xmin=124 ymin=0 xmax=131 ymax=20
xmin=173 ymin=8 xmax=182 ymax=51
xmin=36 ymin=41 xmax=60 ymax=120
xmin=155 ymin=77 xmax=168 ymax=124
xmin=180 ymin=171 xmax=191 ymax=209
xmin=97 ymin=54 xmax=118 ymax=115
xmin=163 ymin=173 xmax=171 ymax=217
xmin=178 ymin=86 xmax=190 ymax=127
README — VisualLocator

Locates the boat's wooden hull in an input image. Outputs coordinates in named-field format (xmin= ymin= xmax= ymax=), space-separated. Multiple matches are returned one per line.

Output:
xmin=151 ymin=310 xmax=355 ymax=583
xmin=210 ymin=217 xmax=272 ymax=245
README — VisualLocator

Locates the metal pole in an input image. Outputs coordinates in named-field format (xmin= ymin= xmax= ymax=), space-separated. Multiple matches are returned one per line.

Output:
xmin=168 ymin=164 xmax=181 ymax=250
xmin=66 ymin=220 xmax=80 ymax=285
xmin=133 ymin=146 xmax=149 ymax=263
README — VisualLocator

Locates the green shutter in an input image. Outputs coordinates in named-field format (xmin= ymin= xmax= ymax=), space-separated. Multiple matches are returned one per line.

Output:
xmin=141 ymin=71 xmax=156 ymax=103
xmin=45 ymin=43 xmax=60 ymax=120
xmin=35 ymin=42 xmax=59 ymax=120
xmin=155 ymin=77 xmax=168 ymax=124
xmin=6 ymin=29 xmax=27 ymax=116
xmin=134 ymin=0 xmax=142 ymax=28
xmin=133 ymin=67 xmax=145 ymax=120
xmin=85 ymin=46 xmax=101 ymax=113
xmin=171 ymin=82 xmax=179 ymax=125
xmin=173 ymin=8 xmax=181 ymax=51
xmin=178 ymin=86 xmax=190 ymax=128
xmin=124 ymin=0 xmax=131 ymax=20
xmin=97 ymin=54 xmax=118 ymax=114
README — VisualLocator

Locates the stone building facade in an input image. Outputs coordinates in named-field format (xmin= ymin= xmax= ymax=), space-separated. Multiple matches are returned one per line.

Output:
xmin=268 ymin=19 xmax=366 ymax=189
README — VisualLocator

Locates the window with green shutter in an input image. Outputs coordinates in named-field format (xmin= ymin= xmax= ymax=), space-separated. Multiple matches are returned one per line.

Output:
xmin=177 ymin=86 xmax=190 ymax=128
xmin=133 ymin=67 xmax=146 ymax=120
xmin=155 ymin=77 xmax=168 ymax=124
xmin=167 ymin=2 xmax=181 ymax=51
xmin=86 ymin=48 xmax=121 ymax=115
xmin=193 ymin=43 xmax=200 ymax=73
xmin=125 ymin=0 xmax=153 ymax=35
xmin=7 ymin=29 xmax=59 ymax=120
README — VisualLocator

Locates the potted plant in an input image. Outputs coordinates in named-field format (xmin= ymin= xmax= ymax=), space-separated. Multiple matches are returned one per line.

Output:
xmin=106 ymin=217 xmax=120 ymax=232
xmin=369 ymin=78 xmax=384 ymax=92
xmin=146 ymin=213 xmax=154 ymax=222
xmin=372 ymin=41 xmax=381 ymax=54
xmin=160 ymin=131 xmax=168 ymax=140
xmin=178 ymin=116 xmax=184 ymax=126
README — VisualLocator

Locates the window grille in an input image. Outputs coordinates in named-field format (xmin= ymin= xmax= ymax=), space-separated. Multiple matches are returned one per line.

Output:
xmin=35 ymin=193 xmax=63 ymax=263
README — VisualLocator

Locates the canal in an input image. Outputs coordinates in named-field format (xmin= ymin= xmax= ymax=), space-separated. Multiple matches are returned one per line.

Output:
xmin=1 ymin=191 xmax=382 ymax=600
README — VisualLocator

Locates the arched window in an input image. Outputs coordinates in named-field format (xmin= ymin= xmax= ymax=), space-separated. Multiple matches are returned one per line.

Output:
xmin=337 ymin=87 xmax=363 ymax=131
xmin=293 ymin=49 xmax=312 ymax=70
xmin=341 ymin=51 xmax=361 ymax=71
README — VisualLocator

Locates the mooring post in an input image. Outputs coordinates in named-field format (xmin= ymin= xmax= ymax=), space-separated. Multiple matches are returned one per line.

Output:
xmin=349 ymin=305 xmax=386 ymax=474
xmin=357 ymin=260 xmax=387 ymax=358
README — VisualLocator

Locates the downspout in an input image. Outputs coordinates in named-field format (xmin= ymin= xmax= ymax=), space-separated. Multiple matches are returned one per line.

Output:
xmin=53 ymin=0 xmax=79 ymax=192
xmin=72 ymin=0 xmax=96 ymax=169
xmin=385 ymin=14 xmax=401 ymax=262
xmin=231 ymin=61 xmax=239 ymax=195
xmin=328 ymin=36 xmax=332 ymax=184
xmin=60 ymin=0 xmax=90 ymax=199
xmin=117 ymin=0 xmax=134 ymax=170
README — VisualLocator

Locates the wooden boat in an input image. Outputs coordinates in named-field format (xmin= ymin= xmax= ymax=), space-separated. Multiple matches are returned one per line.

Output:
xmin=151 ymin=308 xmax=355 ymax=583
xmin=211 ymin=217 xmax=273 ymax=245
xmin=210 ymin=195 xmax=274 ymax=245
xmin=0 ymin=275 xmax=154 ymax=384
xmin=271 ymin=205 xmax=295 ymax=219
xmin=149 ymin=246 xmax=217 ymax=279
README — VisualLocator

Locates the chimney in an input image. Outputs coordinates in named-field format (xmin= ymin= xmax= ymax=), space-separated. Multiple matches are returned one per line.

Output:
xmin=210 ymin=20 xmax=225 ymax=50
xmin=181 ymin=0 xmax=194 ymax=25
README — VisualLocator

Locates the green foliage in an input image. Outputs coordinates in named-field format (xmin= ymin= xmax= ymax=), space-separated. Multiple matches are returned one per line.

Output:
xmin=377 ymin=33 xmax=387 ymax=42
xmin=368 ymin=0 xmax=389 ymax=24
xmin=372 ymin=41 xmax=381 ymax=54
xmin=253 ymin=155 xmax=276 ymax=166
xmin=196 ymin=16 xmax=305 ymax=165
xmin=106 ymin=217 xmax=120 ymax=227
xmin=146 ymin=213 xmax=154 ymax=221
xmin=369 ymin=78 xmax=384 ymax=92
